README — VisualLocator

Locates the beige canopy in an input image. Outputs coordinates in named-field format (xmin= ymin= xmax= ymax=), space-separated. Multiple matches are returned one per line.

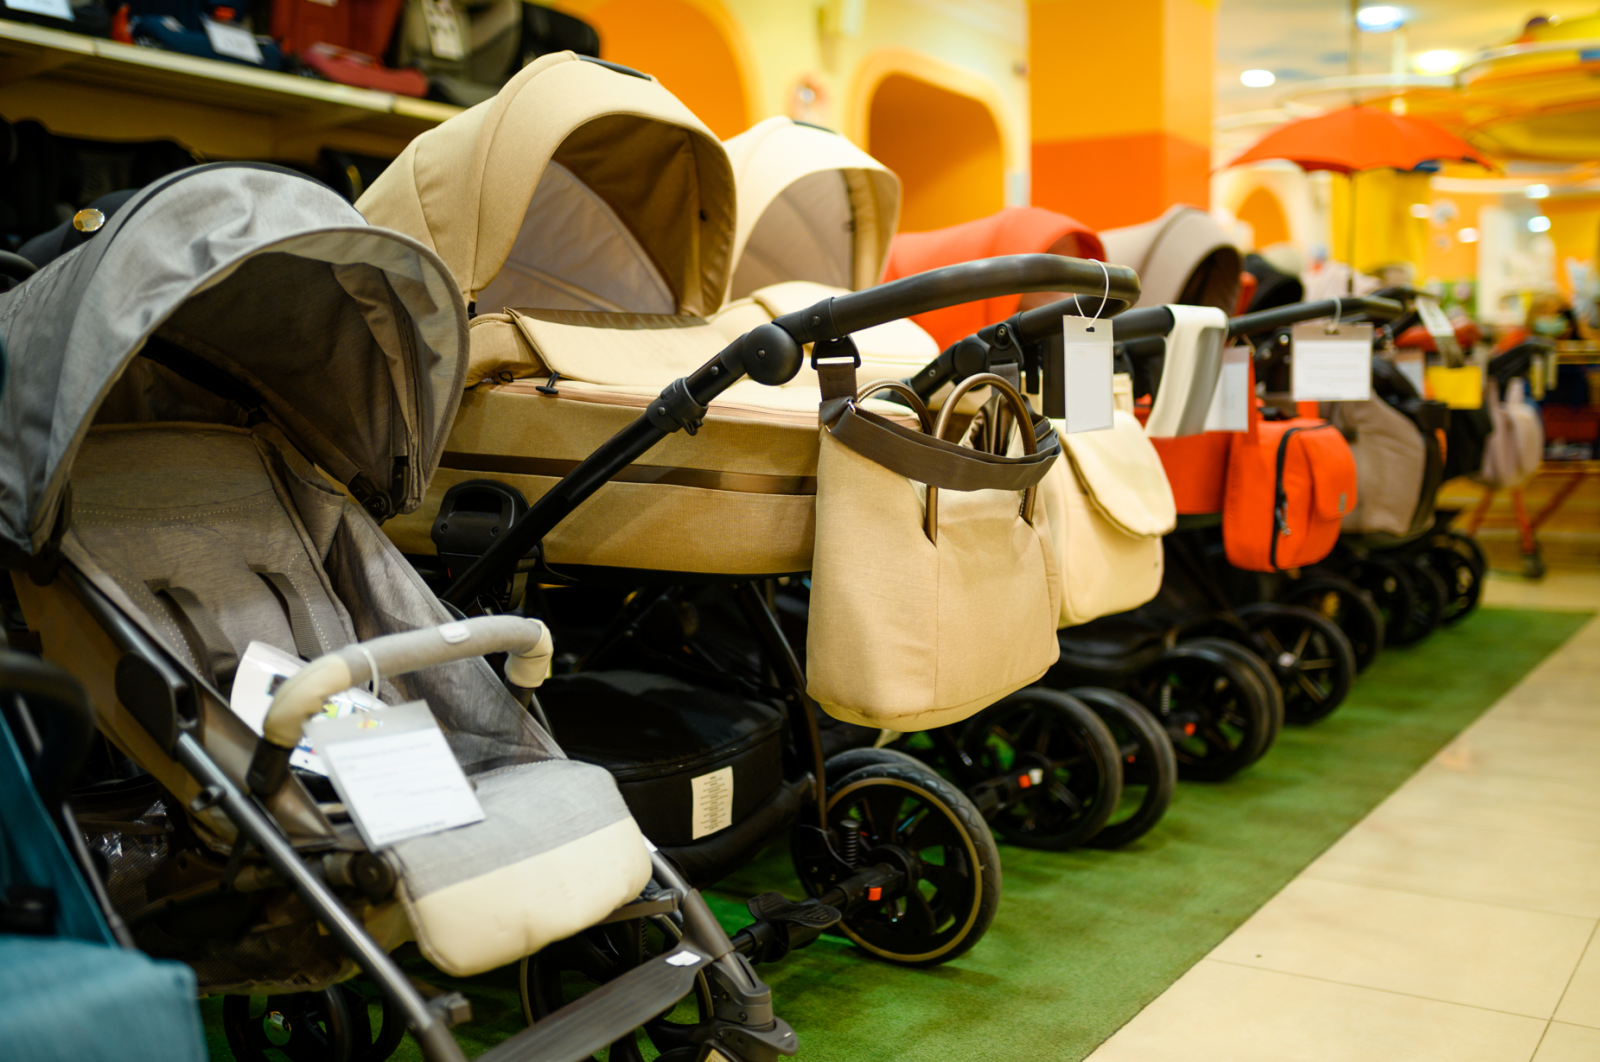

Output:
xmin=358 ymin=52 xmax=735 ymax=319
xmin=723 ymin=116 xmax=900 ymax=302
xmin=1099 ymin=205 xmax=1242 ymax=313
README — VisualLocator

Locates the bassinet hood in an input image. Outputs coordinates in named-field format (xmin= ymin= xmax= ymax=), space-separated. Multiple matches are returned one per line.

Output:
xmin=1098 ymin=205 xmax=1242 ymax=313
xmin=357 ymin=52 xmax=735 ymax=318
xmin=883 ymin=207 xmax=1105 ymax=350
xmin=723 ymin=116 xmax=900 ymax=301
xmin=0 ymin=164 xmax=468 ymax=559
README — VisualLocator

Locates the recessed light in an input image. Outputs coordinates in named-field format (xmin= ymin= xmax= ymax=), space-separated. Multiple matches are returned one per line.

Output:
xmin=1457 ymin=228 xmax=1479 ymax=243
xmin=1528 ymin=216 xmax=1551 ymax=233
xmin=1356 ymin=5 xmax=1406 ymax=32
xmin=1526 ymin=184 xmax=1550 ymax=199
xmin=1241 ymin=69 xmax=1276 ymax=88
xmin=1414 ymin=50 xmax=1461 ymax=75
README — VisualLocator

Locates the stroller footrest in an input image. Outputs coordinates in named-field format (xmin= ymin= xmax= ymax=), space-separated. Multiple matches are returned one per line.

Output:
xmin=479 ymin=947 xmax=709 ymax=1062
xmin=746 ymin=891 xmax=841 ymax=930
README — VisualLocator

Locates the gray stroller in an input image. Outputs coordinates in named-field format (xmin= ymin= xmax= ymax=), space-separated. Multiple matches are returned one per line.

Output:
xmin=0 ymin=164 xmax=792 ymax=1062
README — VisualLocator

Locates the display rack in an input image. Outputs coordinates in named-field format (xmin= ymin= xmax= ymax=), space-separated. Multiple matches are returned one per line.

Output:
xmin=0 ymin=18 xmax=458 ymax=162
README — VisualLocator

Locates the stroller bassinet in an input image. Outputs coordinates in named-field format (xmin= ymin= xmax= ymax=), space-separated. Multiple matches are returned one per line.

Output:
xmin=0 ymin=165 xmax=782 ymax=1062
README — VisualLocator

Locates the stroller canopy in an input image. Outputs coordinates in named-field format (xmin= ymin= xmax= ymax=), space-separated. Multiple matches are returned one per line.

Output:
xmin=723 ymin=116 xmax=900 ymax=301
xmin=0 ymin=163 xmax=467 ymax=559
xmin=1099 ymin=205 xmax=1242 ymax=314
xmin=882 ymin=206 xmax=1105 ymax=350
xmin=358 ymin=52 xmax=735 ymax=318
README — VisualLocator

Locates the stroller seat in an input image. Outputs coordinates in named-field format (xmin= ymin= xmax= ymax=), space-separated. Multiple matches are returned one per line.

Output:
xmin=45 ymin=422 xmax=650 ymax=978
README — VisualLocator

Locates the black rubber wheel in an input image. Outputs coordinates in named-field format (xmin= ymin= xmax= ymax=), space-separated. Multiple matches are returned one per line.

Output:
xmin=803 ymin=760 xmax=1001 ymax=966
xmin=1348 ymin=556 xmax=1423 ymax=647
xmin=952 ymin=689 xmax=1123 ymax=850
xmin=1182 ymin=636 xmax=1284 ymax=756
xmin=1441 ymin=529 xmax=1488 ymax=579
xmin=518 ymin=916 xmax=713 ymax=1062
xmin=1071 ymin=687 xmax=1176 ymax=849
xmin=1231 ymin=603 xmax=1357 ymax=725
xmin=340 ymin=983 xmax=405 ymax=1062
xmin=1523 ymin=545 xmax=1546 ymax=580
xmin=1425 ymin=534 xmax=1485 ymax=626
xmin=824 ymin=746 xmax=927 ymax=781
xmin=1132 ymin=644 xmax=1274 ymax=782
xmin=223 ymin=989 xmax=357 ymax=1062
xmin=1402 ymin=557 xmax=1449 ymax=643
xmin=1282 ymin=574 xmax=1386 ymax=671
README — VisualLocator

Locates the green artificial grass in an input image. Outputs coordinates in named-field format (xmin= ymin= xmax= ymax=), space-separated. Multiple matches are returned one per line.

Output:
xmin=201 ymin=606 xmax=1591 ymax=1062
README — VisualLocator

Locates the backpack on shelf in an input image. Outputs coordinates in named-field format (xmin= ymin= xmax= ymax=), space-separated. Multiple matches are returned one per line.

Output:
xmin=391 ymin=0 xmax=598 ymax=106
xmin=115 ymin=0 xmax=285 ymax=70
xmin=270 ymin=0 xmax=427 ymax=95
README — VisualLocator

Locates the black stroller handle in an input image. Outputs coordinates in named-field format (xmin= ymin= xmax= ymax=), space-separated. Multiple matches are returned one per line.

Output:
xmin=772 ymin=254 xmax=1141 ymax=345
xmin=1229 ymin=295 xmax=1406 ymax=338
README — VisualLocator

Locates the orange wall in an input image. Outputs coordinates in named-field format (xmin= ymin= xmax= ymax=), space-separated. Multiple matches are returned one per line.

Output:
xmin=1237 ymin=187 xmax=1290 ymax=248
xmin=867 ymin=73 xmax=1005 ymax=232
xmin=578 ymin=0 xmax=750 ymax=139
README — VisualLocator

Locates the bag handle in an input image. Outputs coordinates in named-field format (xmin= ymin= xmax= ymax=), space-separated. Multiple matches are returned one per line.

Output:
xmin=857 ymin=380 xmax=936 ymax=435
xmin=928 ymin=373 xmax=1040 ymax=542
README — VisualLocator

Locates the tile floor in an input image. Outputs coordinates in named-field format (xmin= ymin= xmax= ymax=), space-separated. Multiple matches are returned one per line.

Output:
xmin=1087 ymin=568 xmax=1600 ymax=1062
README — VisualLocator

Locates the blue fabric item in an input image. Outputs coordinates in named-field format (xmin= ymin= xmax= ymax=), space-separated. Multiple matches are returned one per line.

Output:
xmin=0 ymin=712 xmax=110 ymax=945
xmin=0 ymin=936 xmax=207 ymax=1062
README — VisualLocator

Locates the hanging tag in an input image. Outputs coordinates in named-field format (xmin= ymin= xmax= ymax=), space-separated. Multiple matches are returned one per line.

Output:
xmin=1060 ymin=316 xmax=1114 ymax=434
xmin=202 ymin=18 xmax=265 ymax=64
xmin=1392 ymin=349 xmax=1426 ymax=394
xmin=1203 ymin=345 xmax=1251 ymax=432
xmin=689 ymin=766 xmax=734 ymax=839
xmin=4 ymin=0 xmax=74 ymax=20
xmin=308 ymin=701 xmax=485 ymax=849
xmin=1291 ymin=322 xmax=1372 ymax=402
xmin=1415 ymin=296 xmax=1463 ymax=367
xmin=230 ymin=641 xmax=382 ymax=775
xmin=422 ymin=0 xmax=466 ymax=61
xmin=1425 ymin=364 xmax=1484 ymax=409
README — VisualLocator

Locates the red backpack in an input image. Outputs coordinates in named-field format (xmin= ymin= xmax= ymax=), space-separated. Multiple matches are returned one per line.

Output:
xmin=1222 ymin=416 xmax=1357 ymax=571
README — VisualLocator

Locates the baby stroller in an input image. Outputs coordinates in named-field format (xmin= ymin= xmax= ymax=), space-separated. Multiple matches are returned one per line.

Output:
xmin=357 ymin=53 xmax=1140 ymax=979
xmin=0 ymin=164 xmax=792 ymax=1062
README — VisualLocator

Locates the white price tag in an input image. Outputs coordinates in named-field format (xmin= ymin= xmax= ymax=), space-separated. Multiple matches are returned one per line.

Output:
xmin=1203 ymin=345 xmax=1252 ymax=432
xmin=203 ymin=18 xmax=265 ymax=64
xmin=1415 ymin=296 xmax=1462 ymax=366
xmin=229 ymin=642 xmax=383 ymax=775
xmin=422 ymin=0 xmax=465 ymax=60
xmin=1291 ymin=322 xmax=1373 ymax=402
xmin=1393 ymin=350 xmax=1426 ymax=394
xmin=309 ymin=702 xmax=485 ymax=850
xmin=4 ymin=0 xmax=74 ymax=20
xmin=1061 ymin=316 xmax=1114 ymax=434
xmin=689 ymin=765 xmax=734 ymax=839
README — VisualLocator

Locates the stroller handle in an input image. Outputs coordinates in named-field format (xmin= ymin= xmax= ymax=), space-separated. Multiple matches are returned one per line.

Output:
xmin=1229 ymin=295 xmax=1405 ymax=338
xmin=248 ymin=616 xmax=552 ymax=798
xmin=773 ymin=254 xmax=1141 ymax=345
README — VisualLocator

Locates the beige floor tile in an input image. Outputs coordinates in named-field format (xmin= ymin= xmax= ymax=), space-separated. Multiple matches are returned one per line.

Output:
xmin=1087 ymin=960 xmax=1547 ymax=1062
xmin=1209 ymin=878 xmax=1594 ymax=1017
xmin=1378 ymin=765 xmax=1600 ymax=845
xmin=1434 ymin=717 xmax=1600 ymax=788
xmin=1483 ymin=570 xmax=1600 ymax=611
xmin=1489 ymin=678 xmax=1600 ymax=729
xmin=1533 ymin=1023 xmax=1600 ymax=1061
xmin=1306 ymin=813 xmax=1600 ymax=918
xmin=1554 ymin=934 xmax=1600 ymax=1029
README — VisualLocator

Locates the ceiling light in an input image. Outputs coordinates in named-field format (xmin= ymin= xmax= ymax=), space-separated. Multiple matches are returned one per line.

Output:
xmin=1526 ymin=184 xmax=1550 ymax=199
xmin=1240 ymin=69 xmax=1276 ymax=88
xmin=1414 ymin=50 xmax=1461 ymax=75
xmin=1409 ymin=203 xmax=1431 ymax=219
xmin=1528 ymin=216 xmax=1551 ymax=233
xmin=1457 ymin=228 xmax=1479 ymax=243
xmin=1356 ymin=5 xmax=1407 ymax=32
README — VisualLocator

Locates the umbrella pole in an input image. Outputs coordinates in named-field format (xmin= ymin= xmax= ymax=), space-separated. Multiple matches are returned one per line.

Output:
xmin=1347 ymin=172 xmax=1357 ymax=295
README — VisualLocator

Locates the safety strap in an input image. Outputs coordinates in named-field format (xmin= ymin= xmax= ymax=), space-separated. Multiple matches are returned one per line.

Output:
xmin=253 ymin=569 xmax=324 ymax=662
xmin=148 ymin=580 xmax=239 ymax=691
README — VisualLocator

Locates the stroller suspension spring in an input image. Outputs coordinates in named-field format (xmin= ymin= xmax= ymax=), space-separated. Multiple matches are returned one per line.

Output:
xmin=838 ymin=817 xmax=864 ymax=868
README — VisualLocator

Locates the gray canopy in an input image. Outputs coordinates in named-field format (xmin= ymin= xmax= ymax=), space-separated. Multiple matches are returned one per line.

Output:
xmin=0 ymin=164 xmax=468 ymax=559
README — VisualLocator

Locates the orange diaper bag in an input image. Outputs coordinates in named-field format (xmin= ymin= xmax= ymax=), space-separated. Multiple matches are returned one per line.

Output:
xmin=1222 ymin=418 xmax=1358 ymax=571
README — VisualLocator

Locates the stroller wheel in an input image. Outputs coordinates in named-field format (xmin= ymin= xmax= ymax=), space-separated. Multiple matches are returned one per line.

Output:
xmin=1070 ymin=688 xmax=1177 ymax=849
xmin=519 ymin=916 xmax=714 ymax=1061
xmin=823 ymin=746 xmax=927 ymax=781
xmin=952 ymin=689 xmax=1123 ymax=850
xmin=805 ymin=760 xmax=1001 ymax=966
xmin=1134 ymin=644 xmax=1273 ymax=782
xmin=1282 ymin=575 xmax=1386 ymax=671
xmin=1423 ymin=539 xmax=1484 ymax=626
xmin=1347 ymin=556 xmax=1423 ymax=647
xmin=1229 ymin=604 xmax=1357 ymax=725
xmin=340 ymin=982 xmax=406 ymax=1062
xmin=1181 ymin=637 xmax=1284 ymax=753
xmin=222 ymin=988 xmax=358 ymax=1062
xmin=1401 ymin=557 xmax=1450 ymax=642
xmin=1438 ymin=529 xmax=1488 ymax=580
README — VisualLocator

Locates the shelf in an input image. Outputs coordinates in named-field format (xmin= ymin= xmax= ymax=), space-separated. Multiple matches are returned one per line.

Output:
xmin=0 ymin=18 xmax=459 ymax=161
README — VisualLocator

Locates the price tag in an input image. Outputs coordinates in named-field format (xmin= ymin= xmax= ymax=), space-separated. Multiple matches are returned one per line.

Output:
xmin=1203 ymin=345 xmax=1252 ymax=432
xmin=1291 ymin=322 xmax=1372 ymax=402
xmin=1426 ymin=364 xmax=1484 ymax=410
xmin=203 ymin=18 xmax=265 ymax=64
xmin=422 ymin=0 xmax=465 ymax=60
xmin=1393 ymin=350 xmax=1426 ymax=394
xmin=1415 ymin=296 xmax=1463 ymax=367
xmin=308 ymin=701 xmax=485 ymax=850
xmin=4 ymin=0 xmax=73 ymax=20
xmin=1060 ymin=316 xmax=1114 ymax=434
xmin=230 ymin=641 xmax=382 ymax=775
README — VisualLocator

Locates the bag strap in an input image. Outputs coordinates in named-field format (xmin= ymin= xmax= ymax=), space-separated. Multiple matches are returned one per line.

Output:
xmin=148 ymin=580 xmax=239 ymax=691
xmin=253 ymin=568 xmax=324 ymax=662
xmin=828 ymin=405 xmax=1058 ymax=492
xmin=928 ymin=373 xmax=1045 ymax=540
